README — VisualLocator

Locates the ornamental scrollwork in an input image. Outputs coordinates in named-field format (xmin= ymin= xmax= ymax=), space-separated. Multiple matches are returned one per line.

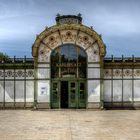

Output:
xmin=104 ymin=69 xmax=140 ymax=78
xmin=0 ymin=70 xmax=34 ymax=78
xmin=32 ymin=24 xmax=106 ymax=59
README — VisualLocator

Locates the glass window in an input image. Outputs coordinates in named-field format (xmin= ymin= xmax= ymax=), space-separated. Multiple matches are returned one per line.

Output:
xmin=51 ymin=44 xmax=87 ymax=78
xmin=51 ymin=48 xmax=59 ymax=78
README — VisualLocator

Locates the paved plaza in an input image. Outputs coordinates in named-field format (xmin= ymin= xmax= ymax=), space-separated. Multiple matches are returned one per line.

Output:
xmin=0 ymin=109 xmax=140 ymax=140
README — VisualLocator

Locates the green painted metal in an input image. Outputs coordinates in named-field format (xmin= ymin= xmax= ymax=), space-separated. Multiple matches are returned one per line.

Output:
xmin=100 ymin=57 xmax=104 ymax=109
xmin=3 ymin=65 xmax=5 ymax=109
xmin=111 ymin=67 xmax=113 ymax=107
xmin=78 ymin=81 xmax=86 ymax=108
xmin=51 ymin=81 xmax=60 ymax=108
xmin=121 ymin=56 xmax=124 ymax=107
xmin=24 ymin=56 xmax=26 ymax=108
xmin=14 ymin=61 xmax=16 ymax=108
xmin=69 ymin=81 xmax=77 ymax=108
xmin=33 ymin=57 xmax=38 ymax=109
xmin=13 ymin=56 xmax=15 ymax=108
xmin=51 ymin=80 xmax=86 ymax=108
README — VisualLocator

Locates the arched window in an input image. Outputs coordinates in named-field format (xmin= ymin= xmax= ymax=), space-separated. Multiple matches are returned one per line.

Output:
xmin=51 ymin=44 xmax=87 ymax=78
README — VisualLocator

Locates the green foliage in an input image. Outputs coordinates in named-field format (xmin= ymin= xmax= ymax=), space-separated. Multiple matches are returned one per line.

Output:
xmin=0 ymin=52 xmax=10 ymax=61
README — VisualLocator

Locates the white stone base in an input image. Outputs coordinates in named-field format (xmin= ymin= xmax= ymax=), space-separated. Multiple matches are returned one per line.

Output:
xmin=36 ymin=102 xmax=50 ymax=109
xmin=87 ymin=102 xmax=100 ymax=109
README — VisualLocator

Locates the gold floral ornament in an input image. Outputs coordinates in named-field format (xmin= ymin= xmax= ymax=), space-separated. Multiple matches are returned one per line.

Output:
xmin=40 ymin=50 xmax=44 ymax=56
xmin=104 ymin=70 xmax=111 ymax=77
xmin=17 ymin=70 xmax=23 ymax=77
xmin=6 ymin=71 xmax=13 ymax=77
xmin=83 ymin=36 xmax=89 ymax=42
xmin=135 ymin=70 xmax=140 ymax=76
xmin=49 ymin=36 xmax=55 ymax=42
xmin=93 ymin=50 xmax=98 ymax=55
xmin=114 ymin=69 xmax=121 ymax=77
xmin=0 ymin=71 xmax=3 ymax=77
xmin=28 ymin=70 xmax=34 ymax=77
xmin=32 ymin=15 xmax=106 ymax=58
xmin=124 ymin=69 xmax=132 ymax=77
xmin=66 ymin=31 xmax=72 ymax=37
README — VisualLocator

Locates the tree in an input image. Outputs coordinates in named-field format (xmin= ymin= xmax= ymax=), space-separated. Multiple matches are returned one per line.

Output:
xmin=0 ymin=52 xmax=10 ymax=61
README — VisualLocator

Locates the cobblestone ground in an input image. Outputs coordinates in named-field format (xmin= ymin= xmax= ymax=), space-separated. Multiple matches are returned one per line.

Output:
xmin=0 ymin=110 xmax=140 ymax=140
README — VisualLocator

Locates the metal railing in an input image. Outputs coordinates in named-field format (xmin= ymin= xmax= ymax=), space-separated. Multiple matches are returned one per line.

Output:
xmin=104 ymin=55 xmax=140 ymax=62
xmin=0 ymin=56 xmax=34 ymax=64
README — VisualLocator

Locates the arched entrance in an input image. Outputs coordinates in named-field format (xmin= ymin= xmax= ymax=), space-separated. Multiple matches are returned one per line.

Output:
xmin=51 ymin=44 xmax=87 ymax=108
xmin=32 ymin=14 xmax=106 ymax=109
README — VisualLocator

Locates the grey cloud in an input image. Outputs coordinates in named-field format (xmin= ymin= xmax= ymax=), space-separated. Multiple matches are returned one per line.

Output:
xmin=0 ymin=0 xmax=140 ymax=57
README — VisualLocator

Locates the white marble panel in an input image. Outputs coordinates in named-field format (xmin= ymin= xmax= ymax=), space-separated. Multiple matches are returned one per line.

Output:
xmin=113 ymin=80 xmax=122 ymax=101
xmin=134 ymin=80 xmax=140 ymax=101
xmin=86 ymin=44 xmax=100 ymax=62
xmin=5 ymin=81 xmax=14 ymax=102
xmin=88 ymin=63 xmax=100 ymax=68
xmin=123 ymin=80 xmax=132 ymax=101
xmin=0 ymin=81 xmax=4 ymax=102
xmin=38 ymin=68 xmax=50 ymax=79
xmin=38 ymin=44 xmax=51 ymax=62
xmin=88 ymin=80 xmax=100 ymax=102
xmin=88 ymin=68 xmax=100 ymax=78
xmin=92 ymin=43 xmax=100 ymax=62
xmin=37 ymin=80 xmax=50 ymax=102
xmin=26 ymin=81 xmax=34 ymax=102
xmin=38 ymin=64 xmax=50 ymax=68
xmin=104 ymin=80 xmax=111 ymax=102
xmin=15 ymin=81 xmax=24 ymax=102
xmin=0 ymin=70 xmax=4 ymax=79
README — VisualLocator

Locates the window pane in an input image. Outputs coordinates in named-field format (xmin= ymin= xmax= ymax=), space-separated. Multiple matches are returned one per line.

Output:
xmin=51 ymin=48 xmax=59 ymax=78
xmin=61 ymin=44 xmax=77 ymax=77
xmin=78 ymin=48 xmax=87 ymax=78
xmin=61 ymin=44 xmax=77 ymax=63
xmin=51 ymin=44 xmax=87 ymax=78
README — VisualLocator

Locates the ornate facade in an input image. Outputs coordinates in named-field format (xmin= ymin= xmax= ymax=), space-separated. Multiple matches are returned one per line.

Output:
xmin=0 ymin=15 xmax=140 ymax=109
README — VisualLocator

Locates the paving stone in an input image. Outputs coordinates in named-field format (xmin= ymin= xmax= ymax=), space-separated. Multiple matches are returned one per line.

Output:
xmin=0 ymin=110 xmax=140 ymax=140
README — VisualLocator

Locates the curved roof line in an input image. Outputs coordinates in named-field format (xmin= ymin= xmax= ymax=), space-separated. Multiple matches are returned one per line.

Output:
xmin=32 ymin=24 xmax=106 ymax=57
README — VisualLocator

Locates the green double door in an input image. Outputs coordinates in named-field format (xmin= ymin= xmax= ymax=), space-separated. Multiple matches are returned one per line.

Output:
xmin=51 ymin=80 xmax=86 ymax=108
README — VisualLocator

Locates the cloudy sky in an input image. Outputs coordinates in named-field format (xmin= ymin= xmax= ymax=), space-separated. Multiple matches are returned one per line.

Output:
xmin=0 ymin=0 xmax=140 ymax=57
